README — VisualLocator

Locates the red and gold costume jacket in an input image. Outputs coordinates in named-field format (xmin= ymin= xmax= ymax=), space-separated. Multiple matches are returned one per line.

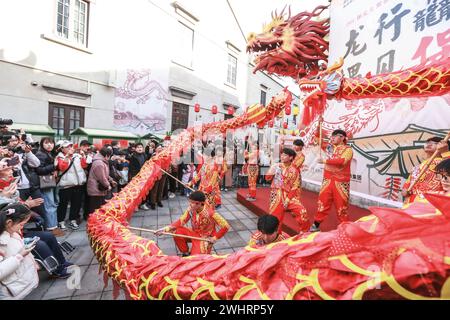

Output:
xmin=169 ymin=205 xmax=229 ymax=239
xmin=267 ymin=163 xmax=301 ymax=211
xmin=191 ymin=162 xmax=220 ymax=194
xmin=403 ymin=156 xmax=443 ymax=204
xmin=292 ymin=152 xmax=305 ymax=172
xmin=323 ymin=144 xmax=353 ymax=182
xmin=248 ymin=231 xmax=290 ymax=247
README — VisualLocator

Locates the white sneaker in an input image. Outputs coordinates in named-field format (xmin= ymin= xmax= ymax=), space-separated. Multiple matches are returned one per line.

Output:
xmin=68 ymin=220 xmax=79 ymax=230
xmin=139 ymin=204 xmax=150 ymax=210
xmin=59 ymin=221 xmax=67 ymax=230
xmin=168 ymin=192 xmax=176 ymax=199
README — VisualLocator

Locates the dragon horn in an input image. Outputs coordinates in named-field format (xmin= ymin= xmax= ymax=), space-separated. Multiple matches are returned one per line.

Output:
xmin=280 ymin=4 xmax=287 ymax=17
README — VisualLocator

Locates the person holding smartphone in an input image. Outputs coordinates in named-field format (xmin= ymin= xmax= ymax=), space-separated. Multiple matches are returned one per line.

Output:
xmin=0 ymin=203 xmax=39 ymax=300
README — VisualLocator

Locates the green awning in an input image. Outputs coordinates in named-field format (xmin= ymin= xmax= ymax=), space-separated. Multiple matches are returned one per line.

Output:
xmin=10 ymin=123 xmax=55 ymax=136
xmin=70 ymin=127 xmax=139 ymax=140
xmin=140 ymin=132 xmax=164 ymax=143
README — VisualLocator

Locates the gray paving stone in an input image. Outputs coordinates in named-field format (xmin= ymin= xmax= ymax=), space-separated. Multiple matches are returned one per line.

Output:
xmin=101 ymin=288 xmax=127 ymax=300
xmin=158 ymin=215 xmax=171 ymax=225
xmin=240 ymin=218 xmax=257 ymax=229
xmin=231 ymin=210 xmax=249 ymax=220
xmin=129 ymin=217 xmax=144 ymax=227
xmin=223 ymin=205 xmax=238 ymax=212
xmin=237 ymin=230 xmax=253 ymax=243
xmin=157 ymin=237 xmax=177 ymax=252
xmin=233 ymin=204 xmax=248 ymax=210
xmin=143 ymin=216 xmax=157 ymax=227
xmin=71 ymin=292 xmax=102 ymax=300
xmin=224 ymin=232 xmax=247 ymax=247
xmin=69 ymin=245 xmax=95 ymax=266
xmin=241 ymin=210 xmax=257 ymax=218
xmin=64 ymin=230 xmax=89 ymax=247
xmin=228 ymin=220 xmax=248 ymax=231
xmin=42 ymin=266 xmax=88 ymax=300
xmin=143 ymin=209 xmax=159 ymax=216
xmin=73 ymin=265 xmax=109 ymax=296
xmin=132 ymin=210 xmax=146 ymax=217
xmin=213 ymin=238 xmax=231 ymax=250
xmin=157 ymin=207 xmax=171 ymax=215
xmin=220 ymin=210 xmax=236 ymax=220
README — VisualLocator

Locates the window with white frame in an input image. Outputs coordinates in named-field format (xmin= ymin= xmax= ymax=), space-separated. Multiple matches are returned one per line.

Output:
xmin=260 ymin=89 xmax=267 ymax=105
xmin=227 ymin=54 xmax=237 ymax=86
xmin=56 ymin=0 xmax=89 ymax=46
xmin=174 ymin=21 xmax=194 ymax=68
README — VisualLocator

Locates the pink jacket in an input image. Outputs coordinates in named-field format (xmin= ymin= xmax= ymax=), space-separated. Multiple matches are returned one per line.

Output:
xmin=87 ymin=154 xmax=111 ymax=196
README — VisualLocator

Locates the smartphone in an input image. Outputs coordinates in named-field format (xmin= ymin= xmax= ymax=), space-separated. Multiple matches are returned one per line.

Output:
xmin=24 ymin=236 xmax=40 ymax=249
xmin=6 ymin=156 xmax=20 ymax=167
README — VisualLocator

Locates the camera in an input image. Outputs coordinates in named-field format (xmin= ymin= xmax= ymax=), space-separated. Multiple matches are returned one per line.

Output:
xmin=0 ymin=118 xmax=13 ymax=126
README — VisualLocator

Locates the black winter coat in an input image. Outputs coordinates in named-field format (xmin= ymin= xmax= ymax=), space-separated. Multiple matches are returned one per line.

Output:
xmin=35 ymin=149 xmax=56 ymax=176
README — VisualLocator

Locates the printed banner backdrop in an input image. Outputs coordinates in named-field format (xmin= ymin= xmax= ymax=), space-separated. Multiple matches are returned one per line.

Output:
xmin=302 ymin=0 xmax=450 ymax=206
xmin=112 ymin=0 xmax=170 ymax=136
xmin=114 ymin=68 xmax=169 ymax=135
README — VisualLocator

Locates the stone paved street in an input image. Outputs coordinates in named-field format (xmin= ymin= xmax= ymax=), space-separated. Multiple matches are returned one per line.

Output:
xmin=26 ymin=190 xmax=257 ymax=300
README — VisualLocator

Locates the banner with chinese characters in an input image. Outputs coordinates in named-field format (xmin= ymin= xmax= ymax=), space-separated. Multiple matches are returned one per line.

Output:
xmin=302 ymin=0 xmax=450 ymax=205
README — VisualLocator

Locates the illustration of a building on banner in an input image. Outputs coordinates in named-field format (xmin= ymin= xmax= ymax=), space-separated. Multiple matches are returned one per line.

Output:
xmin=349 ymin=124 xmax=448 ymax=201
xmin=114 ymin=69 xmax=169 ymax=135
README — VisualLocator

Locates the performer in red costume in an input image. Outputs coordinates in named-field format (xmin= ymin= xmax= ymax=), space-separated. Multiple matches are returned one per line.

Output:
xmin=248 ymin=215 xmax=289 ymax=247
xmin=244 ymin=143 xmax=259 ymax=201
xmin=266 ymin=148 xmax=309 ymax=233
xmin=311 ymin=129 xmax=353 ymax=232
xmin=402 ymin=137 xmax=444 ymax=204
xmin=292 ymin=139 xmax=305 ymax=198
xmin=213 ymin=149 xmax=227 ymax=209
xmin=188 ymin=151 xmax=221 ymax=208
xmin=156 ymin=191 xmax=229 ymax=256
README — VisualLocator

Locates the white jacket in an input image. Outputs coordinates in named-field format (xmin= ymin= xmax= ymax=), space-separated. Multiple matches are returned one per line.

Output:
xmin=0 ymin=232 xmax=39 ymax=300
xmin=56 ymin=152 xmax=87 ymax=189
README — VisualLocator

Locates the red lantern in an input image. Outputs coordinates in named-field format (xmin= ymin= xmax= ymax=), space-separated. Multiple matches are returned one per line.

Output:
xmin=194 ymin=103 xmax=200 ymax=113
xmin=212 ymin=105 xmax=218 ymax=114
xmin=285 ymin=105 xmax=291 ymax=115
xmin=268 ymin=120 xmax=274 ymax=128
xmin=283 ymin=122 xmax=288 ymax=129
xmin=227 ymin=106 xmax=234 ymax=115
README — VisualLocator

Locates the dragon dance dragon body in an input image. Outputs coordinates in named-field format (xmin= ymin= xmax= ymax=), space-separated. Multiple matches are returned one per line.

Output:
xmin=86 ymin=5 xmax=450 ymax=300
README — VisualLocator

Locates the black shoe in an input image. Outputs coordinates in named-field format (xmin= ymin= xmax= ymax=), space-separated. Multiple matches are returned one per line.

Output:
xmin=157 ymin=202 xmax=163 ymax=208
xmin=181 ymin=252 xmax=190 ymax=257
xmin=150 ymin=204 xmax=156 ymax=210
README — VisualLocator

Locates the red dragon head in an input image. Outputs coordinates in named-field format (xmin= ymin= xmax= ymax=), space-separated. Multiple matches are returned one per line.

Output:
xmin=246 ymin=5 xmax=330 ymax=79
